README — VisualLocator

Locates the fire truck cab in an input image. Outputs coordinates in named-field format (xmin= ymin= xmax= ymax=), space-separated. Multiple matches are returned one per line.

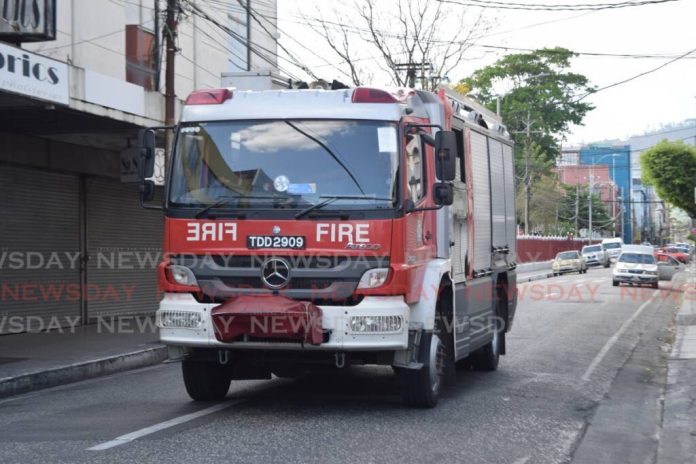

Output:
xmin=138 ymin=84 xmax=517 ymax=408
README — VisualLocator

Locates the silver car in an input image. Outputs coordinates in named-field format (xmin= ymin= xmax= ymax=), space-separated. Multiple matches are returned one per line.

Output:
xmin=581 ymin=244 xmax=610 ymax=268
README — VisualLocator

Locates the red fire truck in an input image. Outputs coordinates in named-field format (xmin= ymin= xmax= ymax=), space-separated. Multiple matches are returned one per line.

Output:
xmin=138 ymin=84 xmax=517 ymax=407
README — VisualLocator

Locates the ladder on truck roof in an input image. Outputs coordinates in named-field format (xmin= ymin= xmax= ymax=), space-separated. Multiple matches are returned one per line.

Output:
xmin=437 ymin=86 xmax=509 ymax=136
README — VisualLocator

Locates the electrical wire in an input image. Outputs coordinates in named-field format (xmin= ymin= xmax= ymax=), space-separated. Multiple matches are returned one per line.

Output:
xmin=575 ymin=46 xmax=696 ymax=101
xmin=436 ymin=0 xmax=682 ymax=12
xmin=185 ymin=0 xmax=303 ymax=81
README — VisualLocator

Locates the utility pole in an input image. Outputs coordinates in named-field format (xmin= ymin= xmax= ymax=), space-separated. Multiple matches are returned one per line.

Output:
xmin=245 ymin=0 xmax=252 ymax=71
xmin=588 ymin=167 xmax=593 ymax=241
xmin=164 ymin=0 xmax=179 ymax=162
xmin=524 ymin=110 xmax=532 ymax=234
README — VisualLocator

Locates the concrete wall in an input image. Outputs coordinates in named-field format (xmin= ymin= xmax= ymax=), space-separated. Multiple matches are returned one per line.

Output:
xmin=517 ymin=238 xmax=601 ymax=263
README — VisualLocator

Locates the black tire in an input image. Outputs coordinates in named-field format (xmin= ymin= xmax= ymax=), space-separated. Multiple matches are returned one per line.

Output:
xmin=399 ymin=332 xmax=445 ymax=408
xmin=612 ymin=280 xmax=618 ymax=287
xmin=651 ymin=282 xmax=659 ymax=289
xmin=182 ymin=359 xmax=231 ymax=401
xmin=471 ymin=296 xmax=505 ymax=372
xmin=604 ymin=262 xmax=610 ymax=268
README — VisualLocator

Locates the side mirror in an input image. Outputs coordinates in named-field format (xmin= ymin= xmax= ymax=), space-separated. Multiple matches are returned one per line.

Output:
xmin=433 ymin=182 xmax=454 ymax=206
xmin=138 ymin=128 xmax=156 ymax=180
xmin=434 ymin=130 xmax=457 ymax=182
xmin=140 ymin=180 xmax=156 ymax=203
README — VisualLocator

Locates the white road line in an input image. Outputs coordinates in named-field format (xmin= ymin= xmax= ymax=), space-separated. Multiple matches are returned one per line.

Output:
xmin=581 ymin=290 xmax=658 ymax=382
xmin=511 ymin=457 xmax=531 ymax=464
xmin=87 ymin=399 xmax=244 ymax=451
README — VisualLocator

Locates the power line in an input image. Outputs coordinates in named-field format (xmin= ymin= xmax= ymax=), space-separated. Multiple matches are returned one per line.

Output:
xmin=185 ymin=1 xmax=303 ymax=81
xmin=436 ymin=0 xmax=682 ymax=11
xmin=575 ymin=46 xmax=696 ymax=101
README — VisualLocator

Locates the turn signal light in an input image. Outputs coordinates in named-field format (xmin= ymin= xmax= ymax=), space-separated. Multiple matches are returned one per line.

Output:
xmin=185 ymin=88 xmax=233 ymax=105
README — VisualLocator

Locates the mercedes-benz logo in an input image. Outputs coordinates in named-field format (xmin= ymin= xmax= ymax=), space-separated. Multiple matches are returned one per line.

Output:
xmin=260 ymin=257 xmax=291 ymax=289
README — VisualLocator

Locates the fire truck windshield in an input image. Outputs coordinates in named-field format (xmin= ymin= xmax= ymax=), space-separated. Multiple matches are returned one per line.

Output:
xmin=168 ymin=120 xmax=399 ymax=213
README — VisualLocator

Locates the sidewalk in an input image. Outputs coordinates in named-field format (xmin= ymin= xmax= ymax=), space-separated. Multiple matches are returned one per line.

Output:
xmin=657 ymin=264 xmax=696 ymax=464
xmin=0 ymin=317 xmax=166 ymax=399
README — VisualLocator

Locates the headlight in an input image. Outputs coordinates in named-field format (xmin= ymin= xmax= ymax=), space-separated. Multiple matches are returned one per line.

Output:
xmin=169 ymin=265 xmax=198 ymax=286
xmin=357 ymin=268 xmax=390 ymax=289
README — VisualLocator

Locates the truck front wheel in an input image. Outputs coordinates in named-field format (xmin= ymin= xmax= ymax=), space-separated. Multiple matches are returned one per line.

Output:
xmin=399 ymin=332 xmax=446 ymax=408
xmin=182 ymin=359 xmax=231 ymax=401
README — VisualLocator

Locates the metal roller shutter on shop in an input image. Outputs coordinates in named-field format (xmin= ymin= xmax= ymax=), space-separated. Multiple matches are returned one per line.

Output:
xmin=85 ymin=177 xmax=163 ymax=320
xmin=0 ymin=165 xmax=81 ymax=333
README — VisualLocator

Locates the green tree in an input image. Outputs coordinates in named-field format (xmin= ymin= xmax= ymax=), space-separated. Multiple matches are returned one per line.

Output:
xmin=641 ymin=140 xmax=696 ymax=218
xmin=558 ymin=185 xmax=614 ymax=235
xmin=459 ymin=47 xmax=595 ymax=230
xmin=460 ymin=48 xmax=595 ymax=159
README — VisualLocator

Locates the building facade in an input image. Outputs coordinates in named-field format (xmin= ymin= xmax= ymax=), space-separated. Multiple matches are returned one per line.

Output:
xmin=578 ymin=145 xmax=632 ymax=244
xmin=0 ymin=0 xmax=278 ymax=333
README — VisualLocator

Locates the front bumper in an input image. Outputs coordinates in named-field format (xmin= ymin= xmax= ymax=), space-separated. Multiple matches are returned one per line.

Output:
xmin=613 ymin=272 xmax=657 ymax=284
xmin=157 ymin=293 xmax=410 ymax=351
xmin=553 ymin=265 xmax=579 ymax=273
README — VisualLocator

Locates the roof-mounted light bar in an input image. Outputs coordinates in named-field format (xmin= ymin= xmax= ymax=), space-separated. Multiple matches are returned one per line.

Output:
xmin=351 ymin=87 xmax=399 ymax=104
xmin=185 ymin=88 xmax=233 ymax=105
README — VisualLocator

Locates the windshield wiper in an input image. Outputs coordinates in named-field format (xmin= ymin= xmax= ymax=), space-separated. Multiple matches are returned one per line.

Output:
xmin=284 ymin=121 xmax=367 ymax=196
xmin=295 ymin=195 xmax=393 ymax=219
xmin=194 ymin=194 xmax=289 ymax=218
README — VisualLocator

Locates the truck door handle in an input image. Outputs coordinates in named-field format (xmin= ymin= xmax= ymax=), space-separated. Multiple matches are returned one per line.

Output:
xmin=424 ymin=231 xmax=432 ymax=241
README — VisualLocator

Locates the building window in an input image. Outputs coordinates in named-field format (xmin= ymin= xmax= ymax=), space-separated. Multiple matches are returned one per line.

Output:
xmin=126 ymin=25 xmax=156 ymax=90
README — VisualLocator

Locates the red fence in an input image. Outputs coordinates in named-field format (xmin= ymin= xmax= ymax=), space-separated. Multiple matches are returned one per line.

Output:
xmin=517 ymin=237 xmax=601 ymax=263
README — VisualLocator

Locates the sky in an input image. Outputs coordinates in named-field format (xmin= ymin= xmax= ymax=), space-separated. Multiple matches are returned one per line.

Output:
xmin=276 ymin=0 xmax=696 ymax=146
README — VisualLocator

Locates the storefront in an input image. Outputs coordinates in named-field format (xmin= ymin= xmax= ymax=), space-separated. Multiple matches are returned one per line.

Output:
xmin=0 ymin=42 xmax=165 ymax=333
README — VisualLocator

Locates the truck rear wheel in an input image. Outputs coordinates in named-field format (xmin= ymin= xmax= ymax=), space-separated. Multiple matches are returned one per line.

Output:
xmin=471 ymin=298 xmax=505 ymax=371
xmin=182 ymin=359 xmax=231 ymax=401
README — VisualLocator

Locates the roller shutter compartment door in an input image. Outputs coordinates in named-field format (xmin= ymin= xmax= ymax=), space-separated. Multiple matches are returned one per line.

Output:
xmin=470 ymin=131 xmax=492 ymax=272
xmin=0 ymin=165 xmax=81 ymax=333
xmin=85 ymin=177 xmax=163 ymax=320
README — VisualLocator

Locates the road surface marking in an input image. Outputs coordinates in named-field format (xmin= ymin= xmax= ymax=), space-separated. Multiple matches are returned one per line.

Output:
xmin=581 ymin=290 xmax=658 ymax=382
xmin=511 ymin=457 xmax=530 ymax=464
xmin=87 ymin=399 xmax=244 ymax=451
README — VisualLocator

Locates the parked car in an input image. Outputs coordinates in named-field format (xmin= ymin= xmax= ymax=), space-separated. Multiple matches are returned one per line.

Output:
xmin=612 ymin=247 xmax=658 ymax=288
xmin=581 ymin=244 xmax=610 ymax=268
xmin=601 ymin=237 xmax=624 ymax=261
xmin=552 ymin=250 xmax=587 ymax=276
xmin=675 ymin=242 xmax=693 ymax=253
xmin=658 ymin=247 xmax=690 ymax=264
xmin=655 ymin=253 xmax=685 ymax=281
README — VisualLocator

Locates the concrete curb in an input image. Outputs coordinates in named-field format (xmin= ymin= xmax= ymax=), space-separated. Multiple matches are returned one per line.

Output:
xmin=518 ymin=272 xmax=554 ymax=283
xmin=0 ymin=345 xmax=168 ymax=399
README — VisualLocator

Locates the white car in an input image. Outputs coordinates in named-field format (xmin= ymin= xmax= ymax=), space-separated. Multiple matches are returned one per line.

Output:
xmin=602 ymin=237 xmax=624 ymax=262
xmin=581 ymin=244 xmax=610 ymax=268
xmin=612 ymin=248 xmax=658 ymax=288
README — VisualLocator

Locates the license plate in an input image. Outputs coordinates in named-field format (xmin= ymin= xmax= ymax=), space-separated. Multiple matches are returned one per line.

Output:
xmin=247 ymin=235 xmax=306 ymax=249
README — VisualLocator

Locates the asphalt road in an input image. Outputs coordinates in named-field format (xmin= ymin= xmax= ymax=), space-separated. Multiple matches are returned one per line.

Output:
xmin=0 ymin=266 xmax=682 ymax=464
